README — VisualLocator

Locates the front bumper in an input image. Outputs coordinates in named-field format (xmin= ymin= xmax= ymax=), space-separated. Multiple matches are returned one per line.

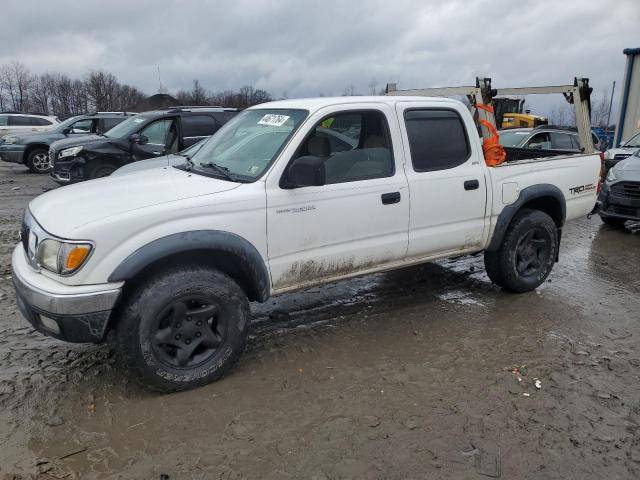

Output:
xmin=0 ymin=144 xmax=26 ymax=164
xmin=11 ymin=245 xmax=122 ymax=343
xmin=597 ymin=182 xmax=640 ymax=222
xmin=51 ymin=157 xmax=85 ymax=184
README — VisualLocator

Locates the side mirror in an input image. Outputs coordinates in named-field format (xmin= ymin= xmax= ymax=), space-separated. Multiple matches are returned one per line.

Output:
xmin=287 ymin=156 xmax=325 ymax=188
xmin=619 ymin=141 xmax=626 ymax=147
xmin=129 ymin=133 xmax=148 ymax=145
xmin=62 ymin=127 xmax=71 ymax=135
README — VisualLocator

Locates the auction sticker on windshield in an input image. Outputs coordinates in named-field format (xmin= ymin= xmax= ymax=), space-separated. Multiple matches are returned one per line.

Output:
xmin=258 ymin=114 xmax=290 ymax=127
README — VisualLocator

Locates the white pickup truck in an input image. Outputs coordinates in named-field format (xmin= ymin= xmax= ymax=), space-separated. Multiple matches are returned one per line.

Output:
xmin=12 ymin=96 xmax=601 ymax=391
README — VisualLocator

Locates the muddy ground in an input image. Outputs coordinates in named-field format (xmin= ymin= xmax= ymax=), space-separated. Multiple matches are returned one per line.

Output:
xmin=0 ymin=161 xmax=639 ymax=480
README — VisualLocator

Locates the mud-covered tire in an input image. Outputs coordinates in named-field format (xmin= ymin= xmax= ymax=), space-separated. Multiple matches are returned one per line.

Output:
xmin=484 ymin=209 xmax=558 ymax=293
xmin=88 ymin=161 xmax=118 ymax=179
xmin=116 ymin=266 xmax=249 ymax=392
xmin=26 ymin=149 xmax=50 ymax=173
xmin=600 ymin=215 xmax=627 ymax=229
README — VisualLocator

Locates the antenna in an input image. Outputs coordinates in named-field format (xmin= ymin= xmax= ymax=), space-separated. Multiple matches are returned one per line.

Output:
xmin=157 ymin=66 xmax=167 ymax=94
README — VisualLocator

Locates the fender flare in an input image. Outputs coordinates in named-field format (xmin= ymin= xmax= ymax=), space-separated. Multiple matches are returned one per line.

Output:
xmin=108 ymin=230 xmax=271 ymax=302
xmin=486 ymin=183 xmax=566 ymax=252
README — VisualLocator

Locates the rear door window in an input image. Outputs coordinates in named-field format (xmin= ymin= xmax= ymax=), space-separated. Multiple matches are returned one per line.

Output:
xmin=101 ymin=117 xmax=125 ymax=132
xmin=31 ymin=117 xmax=53 ymax=126
xmin=8 ymin=116 xmax=33 ymax=126
xmin=550 ymin=132 xmax=574 ymax=150
xmin=182 ymin=115 xmax=218 ymax=138
xmin=404 ymin=109 xmax=470 ymax=172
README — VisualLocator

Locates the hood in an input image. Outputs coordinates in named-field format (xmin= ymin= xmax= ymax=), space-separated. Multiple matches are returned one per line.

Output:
xmin=51 ymin=134 xmax=105 ymax=151
xmin=606 ymin=146 xmax=640 ymax=157
xmin=111 ymin=153 xmax=185 ymax=177
xmin=29 ymin=165 xmax=241 ymax=236
xmin=611 ymin=154 xmax=640 ymax=181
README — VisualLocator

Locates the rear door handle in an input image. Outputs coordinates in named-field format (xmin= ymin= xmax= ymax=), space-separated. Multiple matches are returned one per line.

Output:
xmin=381 ymin=192 xmax=401 ymax=205
xmin=464 ymin=179 xmax=480 ymax=191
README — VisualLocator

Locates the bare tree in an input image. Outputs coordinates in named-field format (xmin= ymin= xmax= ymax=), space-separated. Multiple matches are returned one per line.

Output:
xmin=116 ymin=84 xmax=145 ymax=110
xmin=85 ymin=70 xmax=120 ymax=111
xmin=549 ymin=103 xmax=574 ymax=126
xmin=591 ymin=88 xmax=610 ymax=127
xmin=1 ymin=61 xmax=33 ymax=111
xmin=342 ymin=84 xmax=357 ymax=96
xmin=368 ymin=78 xmax=378 ymax=96
xmin=30 ymin=74 xmax=53 ymax=114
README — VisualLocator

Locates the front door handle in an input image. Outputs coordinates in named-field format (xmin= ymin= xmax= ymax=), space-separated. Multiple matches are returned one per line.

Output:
xmin=464 ymin=179 xmax=480 ymax=191
xmin=381 ymin=192 xmax=401 ymax=205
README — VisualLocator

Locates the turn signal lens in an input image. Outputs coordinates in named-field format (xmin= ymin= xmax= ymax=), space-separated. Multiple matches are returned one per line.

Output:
xmin=64 ymin=245 xmax=91 ymax=272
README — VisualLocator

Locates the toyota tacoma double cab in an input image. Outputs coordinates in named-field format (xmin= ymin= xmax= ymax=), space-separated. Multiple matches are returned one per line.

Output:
xmin=12 ymin=96 xmax=601 ymax=392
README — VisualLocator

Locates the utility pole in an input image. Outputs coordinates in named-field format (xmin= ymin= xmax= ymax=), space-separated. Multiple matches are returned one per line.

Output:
xmin=605 ymin=80 xmax=616 ymax=148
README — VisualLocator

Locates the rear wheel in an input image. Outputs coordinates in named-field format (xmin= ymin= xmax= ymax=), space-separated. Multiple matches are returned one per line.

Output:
xmin=88 ymin=161 xmax=118 ymax=179
xmin=26 ymin=149 xmax=50 ymax=173
xmin=116 ymin=267 xmax=249 ymax=392
xmin=484 ymin=209 xmax=558 ymax=293
xmin=600 ymin=215 xmax=627 ymax=229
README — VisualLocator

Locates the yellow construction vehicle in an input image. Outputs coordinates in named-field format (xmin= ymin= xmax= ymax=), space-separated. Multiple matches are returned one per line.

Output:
xmin=492 ymin=97 xmax=548 ymax=129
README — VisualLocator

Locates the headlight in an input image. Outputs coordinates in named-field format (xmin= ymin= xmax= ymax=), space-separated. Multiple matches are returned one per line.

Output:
xmin=37 ymin=239 xmax=93 ymax=275
xmin=606 ymin=168 xmax=617 ymax=183
xmin=3 ymin=136 xmax=18 ymax=144
xmin=603 ymin=150 xmax=612 ymax=160
xmin=59 ymin=146 xmax=83 ymax=158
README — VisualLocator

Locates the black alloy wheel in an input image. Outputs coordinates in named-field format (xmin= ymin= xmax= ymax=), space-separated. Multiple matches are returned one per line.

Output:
xmin=514 ymin=227 xmax=551 ymax=278
xmin=151 ymin=295 xmax=226 ymax=369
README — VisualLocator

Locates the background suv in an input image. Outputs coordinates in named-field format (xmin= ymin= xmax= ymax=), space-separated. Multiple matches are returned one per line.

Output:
xmin=0 ymin=112 xmax=134 ymax=173
xmin=603 ymin=131 xmax=640 ymax=174
xmin=499 ymin=125 xmax=602 ymax=152
xmin=50 ymin=107 xmax=238 ymax=183
xmin=0 ymin=112 xmax=58 ymax=138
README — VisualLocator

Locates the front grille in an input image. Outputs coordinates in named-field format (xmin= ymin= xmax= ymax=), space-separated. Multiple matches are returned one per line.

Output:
xmin=611 ymin=181 xmax=640 ymax=199
xmin=613 ymin=154 xmax=631 ymax=160
xmin=48 ymin=147 xmax=56 ymax=168
xmin=612 ymin=205 xmax=637 ymax=217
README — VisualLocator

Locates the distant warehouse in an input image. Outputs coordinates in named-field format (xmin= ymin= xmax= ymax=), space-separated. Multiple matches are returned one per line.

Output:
xmin=614 ymin=47 xmax=640 ymax=147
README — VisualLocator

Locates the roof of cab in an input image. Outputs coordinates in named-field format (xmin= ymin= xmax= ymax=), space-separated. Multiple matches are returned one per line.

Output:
xmin=249 ymin=95 xmax=463 ymax=112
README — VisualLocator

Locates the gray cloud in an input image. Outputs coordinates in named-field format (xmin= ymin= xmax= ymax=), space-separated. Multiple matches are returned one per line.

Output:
xmin=2 ymin=0 xmax=638 ymax=115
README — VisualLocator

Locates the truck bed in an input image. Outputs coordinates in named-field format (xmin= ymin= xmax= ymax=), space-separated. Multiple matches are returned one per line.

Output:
xmin=503 ymin=146 xmax=582 ymax=162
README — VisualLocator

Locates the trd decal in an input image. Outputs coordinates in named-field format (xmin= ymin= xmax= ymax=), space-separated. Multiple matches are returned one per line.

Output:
xmin=569 ymin=184 xmax=596 ymax=195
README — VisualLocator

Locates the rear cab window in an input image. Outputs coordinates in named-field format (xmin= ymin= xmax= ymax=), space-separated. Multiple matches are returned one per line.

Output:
xmin=404 ymin=109 xmax=470 ymax=171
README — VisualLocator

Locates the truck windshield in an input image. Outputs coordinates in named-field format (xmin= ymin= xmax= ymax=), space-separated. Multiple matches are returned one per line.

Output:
xmin=624 ymin=132 xmax=640 ymax=148
xmin=104 ymin=115 xmax=148 ymax=139
xmin=188 ymin=109 xmax=308 ymax=181
xmin=499 ymin=130 xmax=531 ymax=147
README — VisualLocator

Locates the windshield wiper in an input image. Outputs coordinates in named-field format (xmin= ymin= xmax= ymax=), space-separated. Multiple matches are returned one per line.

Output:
xmin=197 ymin=162 xmax=239 ymax=182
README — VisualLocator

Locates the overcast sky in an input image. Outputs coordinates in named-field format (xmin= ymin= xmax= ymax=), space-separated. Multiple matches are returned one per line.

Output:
xmin=2 ymin=0 xmax=638 ymax=116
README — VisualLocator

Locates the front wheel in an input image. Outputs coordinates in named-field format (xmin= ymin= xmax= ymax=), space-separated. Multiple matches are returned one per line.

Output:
xmin=484 ymin=209 xmax=558 ymax=293
xmin=88 ymin=161 xmax=118 ymax=179
xmin=26 ymin=149 xmax=50 ymax=173
xmin=116 ymin=267 xmax=249 ymax=392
